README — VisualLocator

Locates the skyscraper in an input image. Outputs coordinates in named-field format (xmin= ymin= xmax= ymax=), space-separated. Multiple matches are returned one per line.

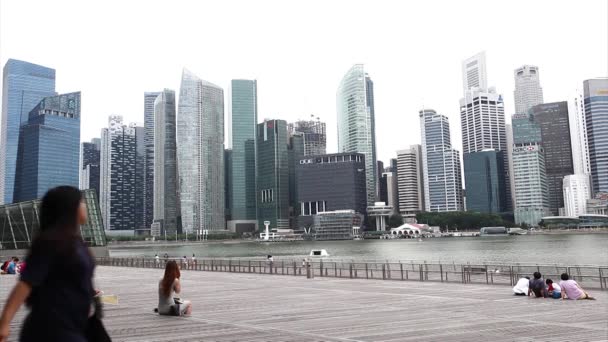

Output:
xmin=1 ymin=59 xmax=56 ymax=204
xmin=13 ymin=92 xmax=81 ymax=202
xmin=506 ymin=124 xmax=516 ymax=208
xmin=177 ymin=69 xmax=225 ymax=232
xmin=81 ymin=138 xmax=101 ymax=198
xmin=228 ymin=80 xmax=258 ymax=232
xmin=530 ymin=102 xmax=573 ymax=215
xmin=337 ymin=64 xmax=378 ymax=206
xmin=563 ymin=174 xmax=591 ymax=217
xmin=143 ymin=92 xmax=160 ymax=231
xmin=460 ymin=53 xmax=509 ymax=212
xmin=256 ymin=120 xmax=290 ymax=230
xmin=100 ymin=116 xmax=137 ymax=232
xmin=153 ymin=89 xmax=181 ymax=235
xmin=133 ymin=124 xmax=145 ymax=231
xmin=397 ymin=145 xmax=425 ymax=219
xmin=420 ymin=109 xmax=463 ymax=212
xmin=514 ymin=65 xmax=544 ymax=115
xmin=583 ymin=78 xmax=608 ymax=194
xmin=512 ymin=114 xmax=550 ymax=226
xmin=569 ymin=91 xmax=591 ymax=175
xmin=463 ymin=150 xmax=506 ymax=213
xmin=288 ymin=118 xmax=327 ymax=156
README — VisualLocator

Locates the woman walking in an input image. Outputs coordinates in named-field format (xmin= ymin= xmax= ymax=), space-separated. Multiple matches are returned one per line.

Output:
xmin=0 ymin=186 xmax=98 ymax=341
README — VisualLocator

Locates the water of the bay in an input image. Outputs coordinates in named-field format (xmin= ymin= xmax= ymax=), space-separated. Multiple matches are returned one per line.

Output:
xmin=109 ymin=233 xmax=608 ymax=265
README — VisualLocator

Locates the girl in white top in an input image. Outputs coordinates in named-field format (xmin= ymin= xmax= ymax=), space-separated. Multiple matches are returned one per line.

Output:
xmin=158 ymin=260 xmax=192 ymax=316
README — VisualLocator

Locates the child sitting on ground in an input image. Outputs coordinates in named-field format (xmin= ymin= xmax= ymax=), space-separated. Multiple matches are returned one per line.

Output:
xmin=546 ymin=279 xmax=561 ymax=299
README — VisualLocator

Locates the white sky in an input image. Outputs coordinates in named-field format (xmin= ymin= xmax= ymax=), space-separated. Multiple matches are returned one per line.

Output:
xmin=1 ymin=0 xmax=607 ymax=164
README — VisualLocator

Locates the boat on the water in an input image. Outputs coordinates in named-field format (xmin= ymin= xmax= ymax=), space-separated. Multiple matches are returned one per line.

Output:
xmin=309 ymin=249 xmax=330 ymax=257
xmin=508 ymin=228 xmax=528 ymax=235
xmin=479 ymin=226 xmax=508 ymax=236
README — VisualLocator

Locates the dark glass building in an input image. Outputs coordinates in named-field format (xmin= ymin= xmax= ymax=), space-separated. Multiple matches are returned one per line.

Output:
xmin=81 ymin=138 xmax=101 ymax=198
xmin=1 ymin=59 xmax=56 ymax=204
xmin=229 ymin=80 xmax=258 ymax=231
xmin=143 ymin=92 xmax=160 ymax=230
xmin=13 ymin=92 xmax=81 ymax=202
xmin=296 ymin=153 xmax=367 ymax=228
xmin=530 ymin=101 xmax=573 ymax=215
xmin=288 ymin=134 xmax=305 ymax=227
xmin=584 ymin=78 xmax=608 ymax=194
xmin=463 ymin=150 xmax=506 ymax=213
xmin=256 ymin=120 xmax=290 ymax=230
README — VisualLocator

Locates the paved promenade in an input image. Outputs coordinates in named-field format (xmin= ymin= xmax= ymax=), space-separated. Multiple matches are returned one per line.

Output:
xmin=1 ymin=266 xmax=607 ymax=341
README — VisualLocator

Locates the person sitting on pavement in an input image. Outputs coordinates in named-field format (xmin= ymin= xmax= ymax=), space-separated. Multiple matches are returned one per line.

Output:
xmin=559 ymin=273 xmax=595 ymax=300
xmin=157 ymin=260 xmax=192 ymax=316
xmin=3 ymin=258 xmax=19 ymax=275
xmin=528 ymin=272 xmax=547 ymax=298
xmin=513 ymin=276 xmax=530 ymax=296
xmin=546 ymin=279 xmax=561 ymax=299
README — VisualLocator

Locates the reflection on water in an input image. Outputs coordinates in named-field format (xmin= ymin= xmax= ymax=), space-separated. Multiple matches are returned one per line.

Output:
xmin=109 ymin=233 xmax=608 ymax=265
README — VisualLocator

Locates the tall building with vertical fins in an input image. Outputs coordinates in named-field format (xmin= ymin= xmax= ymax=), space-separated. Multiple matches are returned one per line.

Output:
xmin=228 ymin=80 xmax=258 ymax=232
xmin=177 ymin=69 xmax=225 ymax=232
xmin=397 ymin=145 xmax=425 ymax=220
xmin=153 ymin=89 xmax=181 ymax=235
xmin=81 ymin=138 xmax=101 ymax=198
xmin=1 ymin=59 xmax=56 ymax=204
xmin=513 ymin=65 xmax=544 ymax=115
xmin=420 ymin=109 xmax=463 ymax=212
xmin=460 ymin=52 xmax=509 ymax=213
xmin=288 ymin=119 xmax=327 ymax=156
xmin=583 ymin=78 xmax=608 ymax=195
xmin=336 ymin=64 xmax=378 ymax=206
xmin=143 ymin=92 xmax=160 ymax=230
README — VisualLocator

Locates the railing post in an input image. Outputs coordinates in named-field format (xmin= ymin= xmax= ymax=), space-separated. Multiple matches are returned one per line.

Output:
xmin=600 ymin=268 xmax=604 ymax=290
xmin=440 ymin=264 xmax=444 ymax=282
xmin=400 ymin=263 xmax=404 ymax=281
xmin=320 ymin=260 xmax=324 ymax=277
xmin=485 ymin=264 xmax=489 ymax=284
xmin=382 ymin=264 xmax=386 ymax=280
xmin=349 ymin=263 xmax=353 ymax=278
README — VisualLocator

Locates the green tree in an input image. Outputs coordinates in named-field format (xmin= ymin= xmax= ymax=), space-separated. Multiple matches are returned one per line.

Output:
xmin=388 ymin=214 xmax=404 ymax=228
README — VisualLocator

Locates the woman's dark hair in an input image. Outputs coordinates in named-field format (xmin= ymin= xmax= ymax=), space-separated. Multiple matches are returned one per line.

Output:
xmin=546 ymin=279 xmax=553 ymax=285
xmin=533 ymin=272 xmax=542 ymax=279
xmin=561 ymin=273 xmax=569 ymax=281
xmin=161 ymin=261 xmax=180 ymax=297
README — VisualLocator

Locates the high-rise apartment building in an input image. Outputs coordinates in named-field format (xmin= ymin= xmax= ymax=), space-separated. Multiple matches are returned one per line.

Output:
xmin=256 ymin=120 xmax=290 ymax=230
xmin=153 ymin=89 xmax=181 ymax=235
xmin=337 ymin=64 xmax=378 ymax=206
xmin=460 ymin=53 xmax=509 ymax=212
xmin=228 ymin=80 xmax=258 ymax=232
xmin=143 ymin=92 xmax=160 ymax=231
xmin=563 ymin=174 xmax=591 ymax=217
xmin=530 ymin=102 xmax=573 ymax=215
xmin=288 ymin=118 xmax=327 ymax=156
xmin=13 ymin=92 xmax=81 ymax=202
xmin=569 ymin=91 xmax=591 ymax=175
xmin=463 ymin=150 xmax=506 ymax=213
xmin=1 ymin=59 xmax=56 ymax=204
xmin=100 ymin=116 xmax=137 ymax=232
xmin=512 ymin=114 xmax=550 ymax=226
xmin=81 ymin=138 xmax=101 ymax=198
xmin=420 ymin=109 xmax=463 ymax=212
xmin=583 ymin=78 xmax=608 ymax=194
xmin=513 ymin=65 xmax=544 ymax=115
xmin=177 ymin=69 xmax=225 ymax=232
xmin=396 ymin=145 xmax=425 ymax=219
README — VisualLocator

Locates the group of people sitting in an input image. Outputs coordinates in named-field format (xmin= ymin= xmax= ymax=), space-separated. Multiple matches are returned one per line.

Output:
xmin=0 ymin=257 xmax=24 ymax=275
xmin=513 ymin=272 xmax=595 ymax=300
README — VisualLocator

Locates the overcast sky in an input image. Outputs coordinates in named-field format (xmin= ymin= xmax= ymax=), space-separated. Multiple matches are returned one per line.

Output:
xmin=1 ymin=0 xmax=607 ymax=163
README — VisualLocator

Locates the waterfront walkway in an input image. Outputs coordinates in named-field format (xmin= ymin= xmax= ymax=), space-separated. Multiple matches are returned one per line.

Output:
xmin=1 ymin=266 xmax=607 ymax=341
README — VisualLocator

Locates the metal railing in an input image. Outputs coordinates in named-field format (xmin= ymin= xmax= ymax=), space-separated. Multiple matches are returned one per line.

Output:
xmin=95 ymin=257 xmax=608 ymax=290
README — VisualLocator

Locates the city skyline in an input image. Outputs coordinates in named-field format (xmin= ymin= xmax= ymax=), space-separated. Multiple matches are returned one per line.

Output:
xmin=1 ymin=1 xmax=606 ymax=165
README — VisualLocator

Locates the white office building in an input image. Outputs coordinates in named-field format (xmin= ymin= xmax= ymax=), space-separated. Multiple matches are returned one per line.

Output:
xmin=396 ymin=145 xmax=425 ymax=219
xmin=563 ymin=174 xmax=591 ymax=217
xmin=513 ymin=65 xmax=544 ymax=115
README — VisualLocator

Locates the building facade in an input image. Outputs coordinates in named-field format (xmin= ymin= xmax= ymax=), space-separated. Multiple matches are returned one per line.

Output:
xmin=288 ymin=119 xmax=327 ymax=156
xmin=133 ymin=124 xmax=145 ymax=231
xmin=312 ymin=210 xmax=363 ymax=240
xmin=256 ymin=120 xmax=290 ymax=230
xmin=396 ymin=145 xmax=425 ymax=219
xmin=143 ymin=92 xmax=161 ymax=231
xmin=563 ymin=174 xmax=591 ymax=217
xmin=420 ymin=109 xmax=463 ymax=212
xmin=177 ymin=69 xmax=225 ymax=232
xmin=81 ymin=138 xmax=101 ymax=198
xmin=296 ymin=152 xmax=367 ymax=227
xmin=463 ymin=150 xmax=506 ymax=214
xmin=100 ymin=116 xmax=137 ymax=232
xmin=584 ymin=78 xmax=608 ymax=195
xmin=1 ymin=59 xmax=56 ymax=204
xmin=513 ymin=65 xmax=544 ymax=115
xmin=229 ymin=80 xmax=258 ymax=232
xmin=512 ymin=114 xmax=551 ymax=226
xmin=384 ymin=171 xmax=399 ymax=214
xmin=336 ymin=64 xmax=378 ymax=206
xmin=13 ymin=92 xmax=81 ymax=202
xmin=153 ymin=89 xmax=181 ymax=235
xmin=530 ymin=102 xmax=573 ymax=215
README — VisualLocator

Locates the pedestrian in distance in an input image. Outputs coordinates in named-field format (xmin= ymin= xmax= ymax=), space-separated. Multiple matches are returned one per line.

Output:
xmin=155 ymin=254 xmax=160 ymax=267
xmin=0 ymin=186 xmax=109 ymax=342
